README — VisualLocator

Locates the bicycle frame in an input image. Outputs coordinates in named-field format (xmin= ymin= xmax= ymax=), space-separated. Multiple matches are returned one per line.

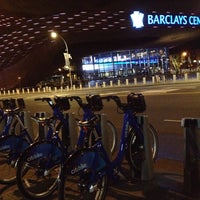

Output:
xmin=0 ymin=113 xmax=34 ymax=162
xmin=76 ymin=106 xmax=101 ymax=147
xmin=87 ymin=109 xmax=144 ymax=179
xmin=51 ymin=101 xmax=102 ymax=158
xmin=57 ymin=93 xmax=153 ymax=200
xmin=0 ymin=98 xmax=70 ymax=168
xmin=0 ymin=109 xmax=17 ymax=137
xmin=20 ymin=96 xmax=104 ymax=169
xmin=0 ymin=108 xmax=33 ymax=142
xmin=0 ymin=99 xmax=19 ymax=137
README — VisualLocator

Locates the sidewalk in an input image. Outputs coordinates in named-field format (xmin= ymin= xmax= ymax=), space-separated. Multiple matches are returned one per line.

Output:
xmin=0 ymin=158 xmax=199 ymax=200
xmin=106 ymin=158 xmax=198 ymax=200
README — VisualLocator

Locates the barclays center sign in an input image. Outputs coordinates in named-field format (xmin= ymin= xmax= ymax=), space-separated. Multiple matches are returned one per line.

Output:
xmin=130 ymin=11 xmax=200 ymax=29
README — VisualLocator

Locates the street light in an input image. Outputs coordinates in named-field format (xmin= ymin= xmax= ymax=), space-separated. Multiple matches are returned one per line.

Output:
xmin=18 ymin=76 xmax=21 ymax=89
xmin=182 ymin=51 xmax=187 ymax=57
xmin=50 ymin=31 xmax=73 ymax=89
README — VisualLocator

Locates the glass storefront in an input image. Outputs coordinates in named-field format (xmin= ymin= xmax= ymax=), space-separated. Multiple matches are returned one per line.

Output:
xmin=82 ymin=47 xmax=169 ymax=80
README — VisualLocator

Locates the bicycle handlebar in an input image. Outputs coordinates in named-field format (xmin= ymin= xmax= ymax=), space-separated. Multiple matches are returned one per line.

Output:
xmin=102 ymin=95 xmax=122 ymax=107
xmin=69 ymin=96 xmax=83 ymax=107
xmin=31 ymin=114 xmax=55 ymax=122
xmin=102 ymin=95 xmax=132 ymax=112
xmin=34 ymin=97 xmax=54 ymax=108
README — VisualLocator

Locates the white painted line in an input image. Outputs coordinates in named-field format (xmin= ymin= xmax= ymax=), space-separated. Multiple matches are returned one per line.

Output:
xmin=164 ymin=119 xmax=181 ymax=123
xmin=142 ymin=89 xmax=178 ymax=94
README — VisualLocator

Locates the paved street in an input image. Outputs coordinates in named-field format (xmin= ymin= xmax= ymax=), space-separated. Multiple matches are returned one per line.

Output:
xmin=1 ymin=82 xmax=200 ymax=199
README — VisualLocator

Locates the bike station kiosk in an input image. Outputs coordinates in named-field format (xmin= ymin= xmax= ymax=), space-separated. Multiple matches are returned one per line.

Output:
xmin=181 ymin=118 xmax=200 ymax=196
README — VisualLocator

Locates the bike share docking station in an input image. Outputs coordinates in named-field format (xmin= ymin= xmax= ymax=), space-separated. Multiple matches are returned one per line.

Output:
xmin=23 ymin=111 xmax=154 ymax=182
xmin=181 ymin=118 xmax=200 ymax=196
xmin=16 ymin=111 xmax=47 ymax=141
xmin=0 ymin=98 xmax=34 ymax=140
xmin=133 ymin=115 xmax=154 ymax=181
xmin=101 ymin=113 xmax=154 ymax=181
xmin=23 ymin=111 xmax=77 ymax=148
xmin=68 ymin=113 xmax=155 ymax=181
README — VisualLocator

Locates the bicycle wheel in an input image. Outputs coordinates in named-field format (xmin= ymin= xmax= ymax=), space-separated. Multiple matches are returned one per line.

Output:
xmin=9 ymin=117 xmax=23 ymax=135
xmin=126 ymin=123 xmax=158 ymax=172
xmin=0 ymin=135 xmax=29 ymax=184
xmin=58 ymin=149 xmax=108 ymax=200
xmin=56 ymin=121 xmax=71 ymax=148
xmin=76 ymin=119 xmax=117 ymax=155
xmin=16 ymin=140 xmax=63 ymax=200
xmin=101 ymin=120 xmax=117 ymax=155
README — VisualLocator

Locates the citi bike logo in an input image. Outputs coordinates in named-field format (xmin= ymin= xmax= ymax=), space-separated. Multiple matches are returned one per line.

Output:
xmin=130 ymin=11 xmax=144 ymax=28
xmin=27 ymin=153 xmax=43 ymax=162
xmin=0 ymin=145 xmax=10 ymax=151
xmin=71 ymin=163 xmax=87 ymax=174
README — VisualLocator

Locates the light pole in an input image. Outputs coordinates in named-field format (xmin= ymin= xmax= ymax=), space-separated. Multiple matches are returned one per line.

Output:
xmin=50 ymin=31 xmax=72 ymax=89
xmin=18 ymin=76 xmax=21 ymax=90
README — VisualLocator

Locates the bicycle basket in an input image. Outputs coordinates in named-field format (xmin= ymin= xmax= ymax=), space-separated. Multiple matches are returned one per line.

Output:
xmin=54 ymin=96 xmax=70 ymax=111
xmin=86 ymin=94 xmax=103 ymax=111
xmin=127 ymin=93 xmax=146 ymax=113
xmin=17 ymin=98 xmax=26 ymax=109
xmin=2 ymin=99 xmax=17 ymax=109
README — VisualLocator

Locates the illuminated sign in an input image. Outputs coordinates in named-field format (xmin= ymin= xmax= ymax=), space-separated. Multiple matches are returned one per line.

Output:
xmin=130 ymin=11 xmax=144 ymax=28
xmin=130 ymin=11 xmax=200 ymax=28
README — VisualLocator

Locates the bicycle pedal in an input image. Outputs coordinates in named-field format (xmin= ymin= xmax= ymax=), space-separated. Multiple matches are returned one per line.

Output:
xmin=11 ymin=160 xmax=17 ymax=168
xmin=117 ymin=171 xmax=127 ymax=181
xmin=44 ymin=170 xmax=50 ymax=176
xmin=138 ymin=145 xmax=144 ymax=150
xmin=89 ymin=184 xmax=98 ymax=193
xmin=114 ymin=169 xmax=126 ymax=181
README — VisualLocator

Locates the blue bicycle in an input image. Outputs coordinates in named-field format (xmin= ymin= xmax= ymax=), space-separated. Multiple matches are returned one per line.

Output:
xmin=16 ymin=95 xmax=117 ymax=200
xmin=0 ymin=98 xmax=26 ymax=137
xmin=58 ymin=93 xmax=158 ymax=200
xmin=0 ymin=96 xmax=70 ymax=184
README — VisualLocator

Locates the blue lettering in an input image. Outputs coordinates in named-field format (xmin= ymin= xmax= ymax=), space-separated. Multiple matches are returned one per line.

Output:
xmin=170 ymin=15 xmax=173 ymax=24
xmin=189 ymin=16 xmax=200 ymax=25
xmin=159 ymin=15 xmax=166 ymax=24
xmin=189 ymin=16 xmax=193 ymax=25
xmin=173 ymin=15 xmax=180 ymax=24
xmin=154 ymin=15 xmax=160 ymax=24
xmin=177 ymin=15 xmax=187 ymax=25
xmin=182 ymin=16 xmax=187 ymax=25
xmin=145 ymin=12 xmax=199 ymax=27
xmin=165 ymin=15 xmax=171 ymax=24
xmin=148 ymin=15 xmax=154 ymax=24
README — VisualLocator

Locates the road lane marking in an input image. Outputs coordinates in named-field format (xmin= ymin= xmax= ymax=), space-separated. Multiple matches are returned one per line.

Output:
xmin=164 ymin=119 xmax=181 ymax=123
xmin=142 ymin=89 xmax=179 ymax=94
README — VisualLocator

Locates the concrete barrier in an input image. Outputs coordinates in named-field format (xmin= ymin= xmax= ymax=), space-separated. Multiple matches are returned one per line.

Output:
xmin=134 ymin=78 xmax=137 ymax=85
xmin=126 ymin=79 xmax=129 ymax=86
xmin=173 ymin=74 xmax=176 ymax=82
xmin=143 ymin=77 xmax=146 ymax=84
xmin=130 ymin=115 xmax=154 ymax=181
xmin=197 ymin=72 xmax=200 ymax=80
xmin=118 ymin=79 xmax=120 ymax=86
xmin=184 ymin=73 xmax=188 ymax=81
